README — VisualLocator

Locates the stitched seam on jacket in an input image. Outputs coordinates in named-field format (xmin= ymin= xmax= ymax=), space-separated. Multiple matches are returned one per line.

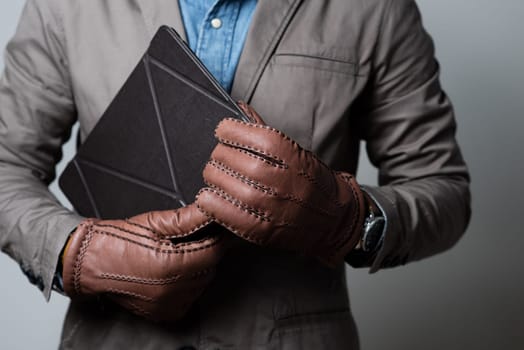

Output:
xmin=272 ymin=61 xmax=359 ymax=76
xmin=274 ymin=52 xmax=356 ymax=65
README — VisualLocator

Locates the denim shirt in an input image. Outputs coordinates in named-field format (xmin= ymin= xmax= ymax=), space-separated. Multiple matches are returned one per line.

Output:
xmin=178 ymin=0 xmax=258 ymax=93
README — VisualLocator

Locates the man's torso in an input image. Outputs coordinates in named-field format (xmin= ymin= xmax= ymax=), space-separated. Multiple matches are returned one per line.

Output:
xmin=53 ymin=0 xmax=388 ymax=348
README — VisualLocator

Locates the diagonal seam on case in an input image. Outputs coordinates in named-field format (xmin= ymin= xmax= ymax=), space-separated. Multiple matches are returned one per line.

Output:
xmin=143 ymin=55 xmax=186 ymax=206
xmin=77 ymin=158 xmax=185 ymax=204
xmin=148 ymin=56 xmax=239 ymax=115
xmin=73 ymin=159 xmax=102 ymax=218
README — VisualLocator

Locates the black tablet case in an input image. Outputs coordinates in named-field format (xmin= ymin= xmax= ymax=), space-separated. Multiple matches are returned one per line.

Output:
xmin=59 ymin=26 xmax=248 ymax=219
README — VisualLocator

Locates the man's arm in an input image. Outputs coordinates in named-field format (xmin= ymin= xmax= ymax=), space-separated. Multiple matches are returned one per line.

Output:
xmin=347 ymin=0 xmax=471 ymax=271
xmin=195 ymin=0 xmax=470 ymax=271
xmin=0 ymin=0 xmax=83 ymax=299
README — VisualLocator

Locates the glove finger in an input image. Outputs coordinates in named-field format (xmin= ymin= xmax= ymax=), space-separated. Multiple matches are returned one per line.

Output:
xmin=207 ymin=147 xmax=349 ymax=227
xmin=209 ymin=142 xmax=341 ymax=213
xmin=207 ymin=142 xmax=287 ymax=188
xmin=203 ymin=157 xmax=277 ymax=202
xmin=203 ymin=157 xmax=337 ymax=229
xmin=237 ymin=101 xmax=266 ymax=124
xmin=162 ymin=231 xmax=231 ymax=273
xmin=215 ymin=118 xmax=300 ymax=166
xmin=195 ymin=187 xmax=339 ymax=262
xmin=196 ymin=187 xmax=274 ymax=246
xmin=135 ymin=203 xmax=213 ymax=239
xmin=213 ymin=120 xmax=338 ymax=209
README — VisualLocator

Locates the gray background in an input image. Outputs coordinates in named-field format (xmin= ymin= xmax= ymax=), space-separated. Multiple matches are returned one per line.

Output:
xmin=0 ymin=0 xmax=522 ymax=349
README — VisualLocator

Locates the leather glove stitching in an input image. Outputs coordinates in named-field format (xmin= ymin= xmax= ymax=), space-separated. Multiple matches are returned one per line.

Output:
xmin=216 ymin=136 xmax=287 ymax=167
xmin=196 ymin=200 xmax=266 ymax=245
xmin=209 ymin=158 xmax=337 ymax=218
xmin=234 ymin=147 xmax=288 ymax=169
xmin=91 ymin=229 xmax=222 ymax=254
xmin=93 ymin=222 xmax=171 ymax=244
xmin=100 ymin=273 xmax=181 ymax=285
xmin=93 ymin=222 xmax=215 ymax=248
xmin=208 ymin=159 xmax=278 ymax=195
xmin=121 ymin=217 xmax=214 ymax=239
xmin=198 ymin=103 xmax=367 ymax=267
xmin=73 ymin=224 xmax=95 ymax=294
xmin=125 ymin=301 xmax=151 ymax=318
xmin=106 ymin=288 xmax=154 ymax=302
xmin=298 ymin=171 xmax=345 ymax=208
xmin=100 ymin=267 xmax=213 ymax=285
xmin=198 ymin=187 xmax=271 ymax=222
xmin=222 ymin=118 xmax=345 ymax=179
xmin=63 ymin=205 xmax=226 ymax=321
xmin=207 ymin=158 xmax=339 ymax=217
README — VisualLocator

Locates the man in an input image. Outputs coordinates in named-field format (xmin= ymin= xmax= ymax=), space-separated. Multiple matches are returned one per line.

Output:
xmin=0 ymin=0 xmax=470 ymax=349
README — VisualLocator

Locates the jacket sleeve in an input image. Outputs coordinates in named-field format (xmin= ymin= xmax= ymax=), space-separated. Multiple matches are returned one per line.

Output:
xmin=346 ymin=0 xmax=471 ymax=272
xmin=0 ymin=0 xmax=83 ymax=299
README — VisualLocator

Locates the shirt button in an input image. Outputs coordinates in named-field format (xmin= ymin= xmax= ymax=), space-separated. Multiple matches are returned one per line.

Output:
xmin=210 ymin=18 xmax=222 ymax=29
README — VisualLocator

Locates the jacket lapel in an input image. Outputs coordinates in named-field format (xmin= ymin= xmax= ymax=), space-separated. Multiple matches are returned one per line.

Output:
xmin=231 ymin=0 xmax=304 ymax=102
xmin=135 ymin=0 xmax=187 ymax=41
xmin=136 ymin=0 xmax=304 ymax=101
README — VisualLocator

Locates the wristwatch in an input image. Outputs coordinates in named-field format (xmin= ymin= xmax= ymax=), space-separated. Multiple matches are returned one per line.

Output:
xmin=354 ymin=191 xmax=385 ymax=253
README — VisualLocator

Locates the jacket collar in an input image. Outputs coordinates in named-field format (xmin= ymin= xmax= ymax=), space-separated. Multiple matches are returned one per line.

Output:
xmin=136 ymin=0 xmax=304 ymax=101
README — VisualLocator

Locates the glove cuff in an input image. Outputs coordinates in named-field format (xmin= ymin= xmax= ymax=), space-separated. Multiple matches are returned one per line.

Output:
xmin=62 ymin=219 xmax=96 ymax=297
xmin=320 ymin=172 xmax=367 ymax=267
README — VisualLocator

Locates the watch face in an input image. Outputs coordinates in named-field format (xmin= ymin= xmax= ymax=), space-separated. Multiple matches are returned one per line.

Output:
xmin=363 ymin=217 xmax=385 ymax=252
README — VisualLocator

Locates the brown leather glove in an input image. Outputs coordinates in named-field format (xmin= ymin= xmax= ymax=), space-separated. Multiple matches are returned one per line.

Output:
xmin=62 ymin=204 xmax=229 ymax=322
xmin=196 ymin=103 xmax=366 ymax=267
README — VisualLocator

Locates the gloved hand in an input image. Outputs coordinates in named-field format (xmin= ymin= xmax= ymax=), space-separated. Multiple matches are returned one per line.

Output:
xmin=196 ymin=103 xmax=366 ymax=267
xmin=62 ymin=204 xmax=230 ymax=322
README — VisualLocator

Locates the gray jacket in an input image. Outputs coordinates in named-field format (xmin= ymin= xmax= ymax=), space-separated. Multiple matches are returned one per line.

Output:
xmin=0 ymin=0 xmax=470 ymax=349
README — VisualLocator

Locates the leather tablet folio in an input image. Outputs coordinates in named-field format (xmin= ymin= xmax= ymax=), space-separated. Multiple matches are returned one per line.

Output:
xmin=59 ymin=26 xmax=249 ymax=219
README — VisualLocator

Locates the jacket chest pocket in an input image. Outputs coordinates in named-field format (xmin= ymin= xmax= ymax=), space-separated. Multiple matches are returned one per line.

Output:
xmin=250 ymin=51 xmax=361 ymax=156
xmin=272 ymin=53 xmax=358 ymax=76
